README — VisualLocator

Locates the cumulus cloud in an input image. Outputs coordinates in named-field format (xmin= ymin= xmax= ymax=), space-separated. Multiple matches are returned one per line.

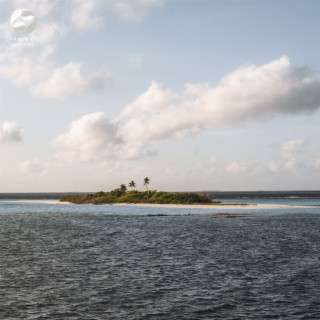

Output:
xmin=282 ymin=138 xmax=306 ymax=155
xmin=111 ymin=0 xmax=164 ymax=22
xmin=0 ymin=122 xmax=23 ymax=143
xmin=0 ymin=0 xmax=164 ymax=98
xmin=226 ymin=161 xmax=248 ymax=174
xmin=282 ymin=138 xmax=307 ymax=170
xmin=13 ymin=0 xmax=53 ymax=17
xmin=32 ymin=63 xmax=87 ymax=98
xmin=118 ymin=81 xmax=201 ymax=139
xmin=119 ymin=57 xmax=320 ymax=141
xmin=0 ymin=1 xmax=111 ymax=99
xmin=32 ymin=63 xmax=113 ymax=98
xmin=19 ymin=158 xmax=47 ymax=175
xmin=0 ymin=46 xmax=53 ymax=87
xmin=71 ymin=0 xmax=102 ymax=29
xmin=69 ymin=0 xmax=164 ymax=28
xmin=267 ymin=138 xmax=308 ymax=173
xmin=268 ymin=160 xmax=280 ymax=173
xmin=34 ymin=22 xmax=68 ymax=44
xmin=0 ymin=22 xmax=12 ymax=41
xmin=0 ymin=45 xmax=112 ymax=98
xmin=54 ymin=112 xmax=153 ymax=162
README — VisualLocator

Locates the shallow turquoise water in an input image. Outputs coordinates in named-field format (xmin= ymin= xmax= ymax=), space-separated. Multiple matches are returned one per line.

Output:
xmin=0 ymin=198 xmax=319 ymax=216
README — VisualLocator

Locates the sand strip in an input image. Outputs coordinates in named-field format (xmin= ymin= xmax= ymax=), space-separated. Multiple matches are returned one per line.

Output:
xmin=93 ymin=202 xmax=313 ymax=210
xmin=4 ymin=200 xmax=315 ymax=210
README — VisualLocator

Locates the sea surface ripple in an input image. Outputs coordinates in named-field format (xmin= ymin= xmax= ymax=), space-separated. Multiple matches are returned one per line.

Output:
xmin=1 ymin=213 xmax=320 ymax=319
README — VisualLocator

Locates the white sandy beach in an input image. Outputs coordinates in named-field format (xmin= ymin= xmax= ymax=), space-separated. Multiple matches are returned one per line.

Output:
xmin=8 ymin=199 xmax=314 ymax=210
xmin=109 ymin=203 xmax=313 ymax=210
xmin=6 ymin=199 xmax=61 ymax=205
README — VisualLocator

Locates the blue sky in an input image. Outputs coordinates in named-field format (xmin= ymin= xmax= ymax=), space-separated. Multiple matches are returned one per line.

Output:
xmin=0 ymin=0 xmax=320 ymax=192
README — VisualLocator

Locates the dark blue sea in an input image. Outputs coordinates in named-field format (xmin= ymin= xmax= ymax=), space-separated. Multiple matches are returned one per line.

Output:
xmin=0 ymin=191 xmax=320 ymax=319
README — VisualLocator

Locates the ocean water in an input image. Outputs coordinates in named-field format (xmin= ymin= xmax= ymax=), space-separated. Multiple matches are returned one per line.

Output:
xmin=0 ymin=193 xmax=320 ymax=319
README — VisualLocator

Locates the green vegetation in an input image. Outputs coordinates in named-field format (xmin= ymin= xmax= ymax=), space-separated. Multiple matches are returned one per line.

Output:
xmin=60 ymin=189 xmax=213 ymax=205
xmin=120 ymin=184 xmax=127 ymax=194
xmin=60 ymin=177 xmax=215 ymax=205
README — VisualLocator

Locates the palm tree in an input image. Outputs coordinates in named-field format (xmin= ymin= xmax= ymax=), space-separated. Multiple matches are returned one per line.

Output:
xmin=143 ymin=177 xmax=150 ymax=191
xmin=128 ymin=180 xmax=136 ymax=190
xmin=143 ymin=177 xmax=150 ymax=202
xmin=120 ymin=184 xmax=127 ymax=194
xmin=144 ymin=177 xmax=150 ymax=193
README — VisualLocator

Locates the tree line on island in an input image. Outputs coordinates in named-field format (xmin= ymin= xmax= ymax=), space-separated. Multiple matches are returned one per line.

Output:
xmin=60 ymin=177 xmax=213 ymax=205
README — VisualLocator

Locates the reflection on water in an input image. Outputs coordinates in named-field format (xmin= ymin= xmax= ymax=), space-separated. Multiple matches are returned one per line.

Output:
xmin=1 ymin=211 xmax=320 ymax=319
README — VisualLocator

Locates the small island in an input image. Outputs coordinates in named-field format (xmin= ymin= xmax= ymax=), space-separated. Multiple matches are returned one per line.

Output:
xmin=60 ymin=177 xmax=216 ymax=205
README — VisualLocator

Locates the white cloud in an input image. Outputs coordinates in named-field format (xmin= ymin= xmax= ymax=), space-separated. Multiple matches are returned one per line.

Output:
xmin=267 ymin=138 xmax=308 ymax=173
xmin=0 ymin=22 xmax=12 ymax=41
xmin=19 ymin=158 xmax=47 ymax=175
xmin=119 ymin=57 xmax=320 ymax=141
xmin=0 ymin=45 xmax=53 ymax=86
xmin=69 ymin=0 xmax=165 ymax=29
xmin=32 ymin=63 xmax=113 ymax=98
xmin=226 ymin=161 xmax=248 ymax=174
xmin=268 ymin=160 xmax=280 ymax=173
xmin=0 ymin=0 xmax=163 ymax=99
xmin=34 ymin=22 xmax=68 ymax=44
xmin=71 ymin=0 xmax=102 ymax=29
xmin=315 ymin=158 xmax=320 ymax=169
xmin=0 ymin=122 xmax=23 ymax=143
xmin=54 ymin=112 xmax=153 ymax=162
xmin=0 ymin=43 xmax=113 ymax=98
xmin=111 ymin=0 xmax=164 ymax=23
xmin=0 ymin=4 xmax=111 ymax=99
xmin=55 ymin=112 xmax=121 ymax=151
xmin=118 ymin=81 xmax=202 ymax=139
xmin=282 ymin=138 xmax=306 ymax=170
xmin=13 ymin=0 xmax=53 ymax=17
xmin=282 ymin=138 xmax=306 ymax=154
xmin=282 ymin=138 xmax=306 ymax=156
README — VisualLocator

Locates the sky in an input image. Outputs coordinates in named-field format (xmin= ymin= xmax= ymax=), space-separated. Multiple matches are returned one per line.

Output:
xmin=0 ymin=0 xmax=320 ymax=192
